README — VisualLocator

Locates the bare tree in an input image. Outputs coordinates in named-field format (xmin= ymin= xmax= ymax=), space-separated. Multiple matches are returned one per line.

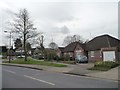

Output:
xmin=11 ymin=9 xmax=39 ymax=61
xmin=26 ymin=42 xmax=31 ymax=55
xmin=63 ymin=35 xmax=84 ymax=46
xmin=36 ymin=35 xmax=45 ymax=49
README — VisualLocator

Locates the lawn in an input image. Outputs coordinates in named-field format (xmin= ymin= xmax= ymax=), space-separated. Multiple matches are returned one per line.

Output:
xmin=3 ymin=58 xmax=67 ymax=67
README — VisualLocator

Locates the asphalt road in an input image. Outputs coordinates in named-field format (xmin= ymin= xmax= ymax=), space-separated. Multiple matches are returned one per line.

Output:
xmin=2 ymin=65 xmax=118 ymax=88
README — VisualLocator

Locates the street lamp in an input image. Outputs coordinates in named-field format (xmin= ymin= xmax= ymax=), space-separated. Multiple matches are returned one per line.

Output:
xmin=4 ymin=31 xmax=12 ymax=63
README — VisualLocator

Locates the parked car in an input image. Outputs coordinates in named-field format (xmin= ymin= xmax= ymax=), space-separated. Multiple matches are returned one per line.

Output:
xmin=75 ymin=55 xmax=88 ymax=63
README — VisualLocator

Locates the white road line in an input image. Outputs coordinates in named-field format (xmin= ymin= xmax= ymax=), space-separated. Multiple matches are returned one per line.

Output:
xmin=64 ymin=74 xmax=81 ymax=77
xmin=24 ymin=75 xmax=55 ymax=86
xmin=3 ymin=69 xmax=16 ymax=74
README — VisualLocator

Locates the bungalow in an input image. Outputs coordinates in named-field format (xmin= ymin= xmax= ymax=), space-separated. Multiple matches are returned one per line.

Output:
xmin=63 ymin=42 xmax=87 ymax=60
xmin=57 ymin=34 xmax=120 ymax=62
xmin=86 ymin=34 xmax=120 ymax=62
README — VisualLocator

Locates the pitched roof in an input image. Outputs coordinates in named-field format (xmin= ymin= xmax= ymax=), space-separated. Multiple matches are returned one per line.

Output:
xmin=86 ymin=34 xmax=120 ymax=51
xmin=58 ymin=47 xmax=65 ymax=52
xmin=64 ymin=42 xmax=85 ymax=52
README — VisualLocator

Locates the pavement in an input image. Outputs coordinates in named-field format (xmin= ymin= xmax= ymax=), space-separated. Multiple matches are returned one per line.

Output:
xmin=85 ymin=66 xmax=119 ymax=81
xmin=2 ymin=62 xmax=119 ymax=81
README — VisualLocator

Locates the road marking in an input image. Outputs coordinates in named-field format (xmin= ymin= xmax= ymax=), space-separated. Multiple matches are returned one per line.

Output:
xmin=3 ymin=69 xmax=16 ymax=74
xmin=24 ymin=75 xmax=55 ymax=86
xmin=64 ymin=74 xmax=81 ymax=77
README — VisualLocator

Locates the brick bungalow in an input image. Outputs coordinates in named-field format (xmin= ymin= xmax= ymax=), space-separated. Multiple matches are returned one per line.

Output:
xmin=86 ymin=34 xmax=120 ymax=62
xmin=57 ymin=42 xmax=87 ymax=60
xmin=56 ymin=34 xmax=120 ymax=62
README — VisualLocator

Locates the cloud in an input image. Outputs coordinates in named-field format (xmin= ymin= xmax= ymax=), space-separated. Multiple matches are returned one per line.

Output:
xmin=60 ymin=25 xmax=70 ymax=34
xmin=48 ymin=25 xmax=70 ymax=35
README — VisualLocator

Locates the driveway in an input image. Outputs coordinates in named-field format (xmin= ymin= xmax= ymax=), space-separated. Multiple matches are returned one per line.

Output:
xmin=66 ymin=63 xmax=98 ymax=75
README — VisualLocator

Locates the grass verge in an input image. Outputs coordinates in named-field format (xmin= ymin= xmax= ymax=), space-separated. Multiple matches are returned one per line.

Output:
xmin=3 ymin=58 xmax=67 ymax=67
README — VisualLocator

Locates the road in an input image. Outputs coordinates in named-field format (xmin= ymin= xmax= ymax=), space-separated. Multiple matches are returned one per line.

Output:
xmin=2 ymin=65 xmax=118 ymax=88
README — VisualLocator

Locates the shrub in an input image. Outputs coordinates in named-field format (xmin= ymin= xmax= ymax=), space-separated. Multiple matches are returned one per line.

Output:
xmin=94 ymin=61 xmax=119 ymax=69
xmin=59 ymin=56 xmax=64 ymax=61
xmin=64 ymin=54 xmax=70 ymax=61
xmin=88 ymin=61 xmax=120 ymax=71
xmin=47 ymin=51 xmax=58 ymax=61
xmin=2 ymin=53 xmax=7 ymax=59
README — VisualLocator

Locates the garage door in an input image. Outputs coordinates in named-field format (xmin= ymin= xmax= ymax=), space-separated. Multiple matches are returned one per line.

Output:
xmin=103 ymin=51 xmax=115 ymax=61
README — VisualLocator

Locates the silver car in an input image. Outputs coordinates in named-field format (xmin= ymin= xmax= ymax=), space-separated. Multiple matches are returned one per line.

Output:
xmin=75 ymin=55 xmax=88 ymax=63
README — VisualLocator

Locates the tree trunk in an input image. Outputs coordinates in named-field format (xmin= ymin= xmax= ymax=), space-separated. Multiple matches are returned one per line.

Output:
xmin=24 ymin=34 xmax=27 ymax=61
xmin=23 ymin=15 xmax=27 ymax=61
xmin=25 ymin=53 xmax=27 ymax=61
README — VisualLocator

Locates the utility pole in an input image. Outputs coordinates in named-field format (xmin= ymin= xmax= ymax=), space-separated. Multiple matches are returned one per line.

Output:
xmin=4 ymin=31 xmax=12 ymax=63
xmin=41 ymin=35 xmax=44 ymax=59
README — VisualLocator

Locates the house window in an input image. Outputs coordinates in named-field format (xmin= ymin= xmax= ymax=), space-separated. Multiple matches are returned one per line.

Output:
xmin=91 ymin=51 xmax=94 ymax=57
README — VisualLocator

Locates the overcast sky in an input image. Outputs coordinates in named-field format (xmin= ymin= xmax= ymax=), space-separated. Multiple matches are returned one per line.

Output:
xmin=0 ymin=0 xmax=119 ymax=48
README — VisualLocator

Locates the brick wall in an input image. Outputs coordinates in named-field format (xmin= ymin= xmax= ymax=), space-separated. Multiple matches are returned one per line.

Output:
xmin=88 ymin=50 xmax=102 ymax=62
xmin=74 ymin=44 xmax=85 ymax=57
